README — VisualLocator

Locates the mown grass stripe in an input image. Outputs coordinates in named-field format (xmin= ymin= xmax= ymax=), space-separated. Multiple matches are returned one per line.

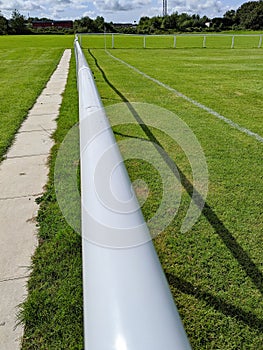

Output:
xmin=106 ymin=49 xmax=263 ymax=144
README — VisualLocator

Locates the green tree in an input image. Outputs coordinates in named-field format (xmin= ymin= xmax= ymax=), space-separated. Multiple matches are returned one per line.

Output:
xmin=177 ymin=13 xmax=192 ymax=31
xmin=74 ymin=16 xmax=94 ymax=33
xmin=0 ymin=12 xmax=8 ymax=35
xmin=137 ymin=16 xmax=151 ymax=33
xmin=9 ymin=9 xmax=27 ymax=34
xmin=149 ymin=16 xmax=162 ymax=33
xmin=236 ymin=1 xmax=263 ymax=29
xmin=94 ymin=16 xmax=105 ymax=32
xmin=161 ymin=12 xmax=179 ymax=31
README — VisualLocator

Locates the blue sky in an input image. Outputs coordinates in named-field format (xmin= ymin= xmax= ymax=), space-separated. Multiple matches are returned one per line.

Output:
xmin=0 ymin=0 xmax=246 ymax=22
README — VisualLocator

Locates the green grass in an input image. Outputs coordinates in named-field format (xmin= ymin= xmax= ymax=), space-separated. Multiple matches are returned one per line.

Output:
xmin=0 ymin=35 xmax=73 ymax=159
xmin=105 ymin=48 xmax=263 ymax=134
xmin=83 ymin=44 xmax=263 ymax=348
xmin=20 ymin=34 xmax=263 ymax=349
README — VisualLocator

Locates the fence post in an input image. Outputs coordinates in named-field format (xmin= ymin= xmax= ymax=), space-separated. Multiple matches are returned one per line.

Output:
xmin=74 ymin=36 xmax=192 ymax=350
xmin=174 ymin=35 xmax=177 ymax=48
xmin=203 ymin=35 xmax=206 ymax=48
xmin=258 ymin=35 xmax=262 ymax=48
xmin=103 ymin=32 xmax=106 ymax=50
xmin=143 ymin=35 xmax=146 ymax=48
xmin=231 ymin=35 xmax=235 ymax=49
xmin=112 ymin=33 xmax=114 ymax=48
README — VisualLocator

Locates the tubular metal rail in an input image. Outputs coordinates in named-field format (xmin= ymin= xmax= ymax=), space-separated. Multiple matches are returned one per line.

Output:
xmin=74 ymin=37 xmax=192 ymax=350
xmin=78 ymin=32 xmax=263 ymax=49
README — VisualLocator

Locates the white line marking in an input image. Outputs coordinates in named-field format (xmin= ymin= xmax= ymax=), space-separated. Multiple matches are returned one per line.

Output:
xmin=106 ymin=49 xmax=263 ymax=144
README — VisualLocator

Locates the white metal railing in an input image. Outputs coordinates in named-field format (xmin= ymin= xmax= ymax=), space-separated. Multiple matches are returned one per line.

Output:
xmin=74 ymin=37 xmax=192 ymax=349
xmin=78 ymin=32 xmax=263 ymax=49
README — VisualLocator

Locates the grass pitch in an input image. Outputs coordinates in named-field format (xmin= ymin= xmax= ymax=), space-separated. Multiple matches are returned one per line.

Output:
xmin=18 ymin=34 xmax=263 ymax=349
xmin=85 ymin=41 xmax=263 ymax=348
xmin=0 ymin=35 xmax=73 ymax=159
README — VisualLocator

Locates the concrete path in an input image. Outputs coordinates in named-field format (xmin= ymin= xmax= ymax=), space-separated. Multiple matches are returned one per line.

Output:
xmin=0 ymin=49 xmax=71 ymax=349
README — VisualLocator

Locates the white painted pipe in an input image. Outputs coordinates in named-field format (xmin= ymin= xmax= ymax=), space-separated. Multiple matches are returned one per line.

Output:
xmin=74 ymin=37 xmax=192 ymax=350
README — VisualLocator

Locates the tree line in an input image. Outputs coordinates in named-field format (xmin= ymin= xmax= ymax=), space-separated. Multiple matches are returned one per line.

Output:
xmin=0 ymin=1 xmax=263 ymax=35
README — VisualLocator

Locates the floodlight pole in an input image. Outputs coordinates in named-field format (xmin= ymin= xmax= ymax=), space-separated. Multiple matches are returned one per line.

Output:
xmin=163 ymin=0 xmax=168 ymax=16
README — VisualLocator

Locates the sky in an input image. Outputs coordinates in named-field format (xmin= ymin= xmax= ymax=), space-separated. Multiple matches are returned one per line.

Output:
xmin=0 ymin=0 xmax=246 ymax=23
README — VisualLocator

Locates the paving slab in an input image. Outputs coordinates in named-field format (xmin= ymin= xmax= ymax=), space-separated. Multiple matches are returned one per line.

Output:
xmin=0 ymin=49 xmax=71 ymax=349
xmin=19 ymin=114 xmax=57 ymax=132
xmin=44 ymin=81 xmax=68 ymax=93
xmin=49 ymin=76 xmax=68 ymax=84
xmin=0 ymin=277 xmax=27 ymax=350
xmin=0 ymin=196 xmax=38 ymax=280
xmin=36 ymin=94 xmax=63 ymax=104
xmin=0 ymin=155 xmax=49 ymax=198
xmin=27 ymin=102 xmax=60 ymax=116
xmin=6 ymin=131 xmax=54 ymax=158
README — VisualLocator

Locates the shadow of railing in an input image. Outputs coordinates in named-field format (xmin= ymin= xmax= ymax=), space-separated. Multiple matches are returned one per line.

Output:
xmin=88 ymin=48 xmax=263 ymax=298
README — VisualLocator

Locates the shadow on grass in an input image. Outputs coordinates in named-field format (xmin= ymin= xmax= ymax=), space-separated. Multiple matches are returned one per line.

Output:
xmin=166 ymin=273 xmax=263 ymax=332
xmin=87 ymin=49 xmax=263 ymax=327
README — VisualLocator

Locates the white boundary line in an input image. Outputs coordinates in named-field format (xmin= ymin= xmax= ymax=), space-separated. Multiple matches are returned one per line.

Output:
xmin=105 ymin=49 xmax=263 ymax=144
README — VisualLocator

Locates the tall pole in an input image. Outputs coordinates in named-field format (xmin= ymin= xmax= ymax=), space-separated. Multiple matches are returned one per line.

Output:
xmin=163 ymin=0 xmax=168 ymax=16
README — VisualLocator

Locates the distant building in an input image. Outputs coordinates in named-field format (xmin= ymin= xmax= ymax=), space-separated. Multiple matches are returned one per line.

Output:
xmin=32 ymin=20 xmax=73 ymax=29
xmin=112 ymin=23 xmax=137 ymax=29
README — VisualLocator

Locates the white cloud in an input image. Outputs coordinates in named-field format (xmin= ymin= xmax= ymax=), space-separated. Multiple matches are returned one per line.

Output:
xmin=0 ymin=0 xmax=91 ymax=18
xmin=0 ymin=0 xmax=244 ymax=21
xmin=94 ymin=0 xmax=151 ymax=12
xmin=0 ymin=0 xmax=44 ymax=13
xmin=23 ymin=1 xmax=45 ymax=11
xmin=82 ymin=10 xmax=96 ymax=18
xmin=140 ymin=6 xmax=162 ymax=18
xmin=170 ymin=0 xmax=227 ymax=17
